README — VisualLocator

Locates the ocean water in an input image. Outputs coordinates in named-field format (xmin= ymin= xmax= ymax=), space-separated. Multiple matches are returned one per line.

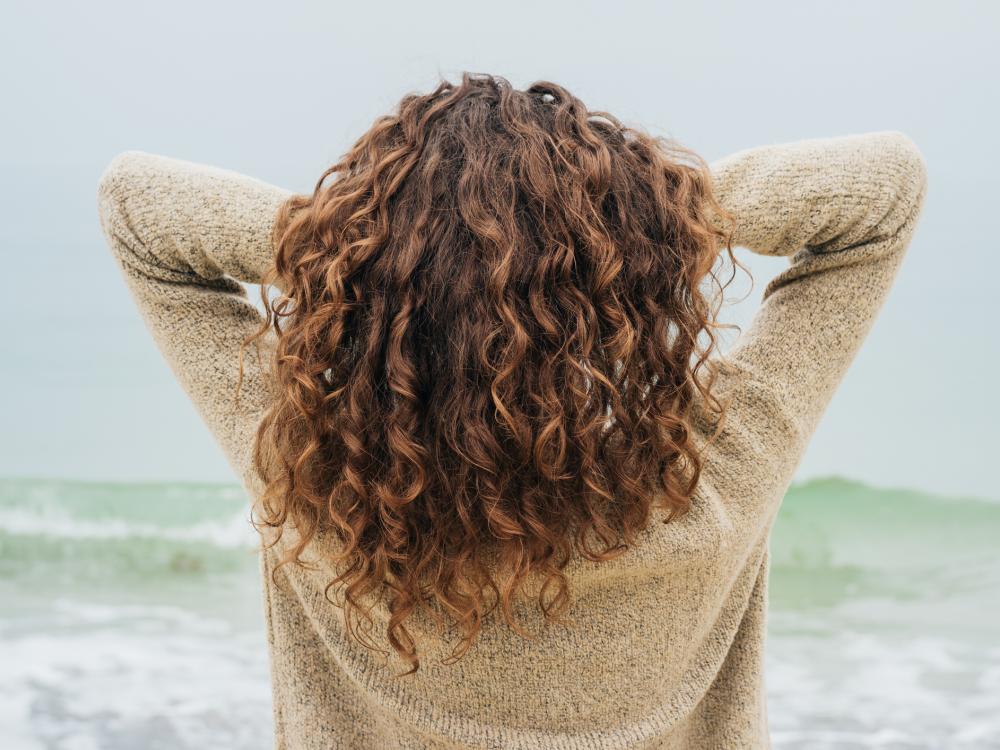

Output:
xmin=1 ymin=476 xmax=997 ymax=750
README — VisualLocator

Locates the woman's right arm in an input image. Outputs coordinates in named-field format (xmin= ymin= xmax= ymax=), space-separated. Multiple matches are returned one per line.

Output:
xmin=707 ymin=131 xmax=928 ymax=458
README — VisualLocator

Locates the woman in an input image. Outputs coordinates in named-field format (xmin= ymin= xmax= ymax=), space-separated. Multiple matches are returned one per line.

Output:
xmin=96 ymin=73 xmax=927 ymax=749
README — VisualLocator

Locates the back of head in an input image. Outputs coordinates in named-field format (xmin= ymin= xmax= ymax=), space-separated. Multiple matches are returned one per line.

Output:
xmin=248 ymin=72 xmax=736 ymax=674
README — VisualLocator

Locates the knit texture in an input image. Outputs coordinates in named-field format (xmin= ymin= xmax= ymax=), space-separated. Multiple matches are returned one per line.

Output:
xmin=96 ymin=130 xmax=928 ymax=749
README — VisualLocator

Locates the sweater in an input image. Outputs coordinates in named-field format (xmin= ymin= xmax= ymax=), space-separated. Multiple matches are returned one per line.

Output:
xmin=96 ymin=130 xmax=928 ymax=749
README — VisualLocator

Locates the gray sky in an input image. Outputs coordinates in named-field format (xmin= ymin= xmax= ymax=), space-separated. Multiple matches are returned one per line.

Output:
xmin=1 ymin=0 xmax=996 ymax=500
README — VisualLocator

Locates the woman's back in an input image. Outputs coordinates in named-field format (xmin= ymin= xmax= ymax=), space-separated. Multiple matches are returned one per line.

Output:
xmin=259 ymin=432 xmax=778 ymax=749
xmin=95 ymin=74 xmax=928 ymax=749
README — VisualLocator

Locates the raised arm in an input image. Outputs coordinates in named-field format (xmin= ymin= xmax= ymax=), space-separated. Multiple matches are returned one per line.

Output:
xmin=96 ymin=151 xmax=293 ymax=494
xmin=707 ymin=131 xmax=929 ymax=458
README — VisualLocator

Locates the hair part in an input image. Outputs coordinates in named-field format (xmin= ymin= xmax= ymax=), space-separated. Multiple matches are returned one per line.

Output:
xmin=241 ymin=72 xmax=740 ymax=675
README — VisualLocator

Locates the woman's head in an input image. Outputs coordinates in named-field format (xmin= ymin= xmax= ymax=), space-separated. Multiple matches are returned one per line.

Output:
xmin=246 ymin=72 xmax=737 ymax=674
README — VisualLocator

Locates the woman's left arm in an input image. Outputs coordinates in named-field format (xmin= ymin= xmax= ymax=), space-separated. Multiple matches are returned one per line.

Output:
xmin=96 ymin=151 xmax=293 ymax=495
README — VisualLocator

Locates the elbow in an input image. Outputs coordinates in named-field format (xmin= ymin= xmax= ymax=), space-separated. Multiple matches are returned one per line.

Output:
xmin=97 ymin=151 xmax=162 ymax=271
xmin=96 ymin=150 xmax=152 ymax=227
xmin=852 ymin=131 xmax=928 ymax=245
xmin=881 ymin=131 xmax=929 ymax=215
xmin=96 ymin=150 xmax=156 ymax=256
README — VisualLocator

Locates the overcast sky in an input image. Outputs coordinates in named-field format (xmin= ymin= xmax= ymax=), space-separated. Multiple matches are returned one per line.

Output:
xmin=1 ymin=0 xmax=996 ymax=500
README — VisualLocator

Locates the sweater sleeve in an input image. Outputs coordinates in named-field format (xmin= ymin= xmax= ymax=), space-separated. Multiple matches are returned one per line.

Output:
xmin=96 ymin=150 xmax=293 ymax=494
xmin=707 ymin=130 xmax=929 ymax=456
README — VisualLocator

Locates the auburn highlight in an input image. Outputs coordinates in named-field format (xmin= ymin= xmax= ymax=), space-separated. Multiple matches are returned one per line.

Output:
xmin=243 ymin=72 xmax=739 ymax=675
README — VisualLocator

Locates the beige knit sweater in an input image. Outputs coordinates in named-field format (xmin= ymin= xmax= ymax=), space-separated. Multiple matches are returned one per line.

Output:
xmin=96 ymin=130 xmax=928 ymax=749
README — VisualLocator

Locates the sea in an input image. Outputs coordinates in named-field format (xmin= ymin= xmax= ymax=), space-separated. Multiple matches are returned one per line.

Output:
xmin=1 ymin=475 xmax=997 ymax=750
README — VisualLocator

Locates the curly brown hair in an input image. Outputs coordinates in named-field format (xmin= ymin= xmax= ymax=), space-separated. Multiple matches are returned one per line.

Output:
xmin=243 ymin=72 xmax=739 ymax=675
